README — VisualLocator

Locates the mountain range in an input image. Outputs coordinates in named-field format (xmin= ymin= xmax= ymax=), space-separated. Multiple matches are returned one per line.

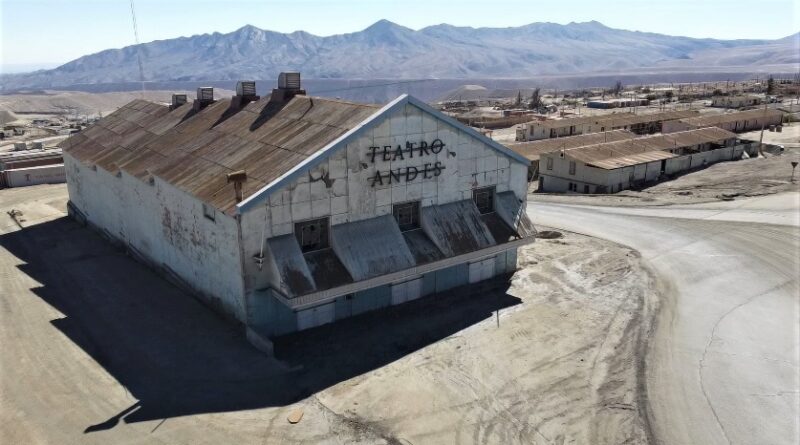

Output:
xmin=2 ymin=20 xmax=798 ymax=92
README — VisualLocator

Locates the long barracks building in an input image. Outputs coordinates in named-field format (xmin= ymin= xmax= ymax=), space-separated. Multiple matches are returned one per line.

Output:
xmin=61 ymin=73 xmax=536 ymax=352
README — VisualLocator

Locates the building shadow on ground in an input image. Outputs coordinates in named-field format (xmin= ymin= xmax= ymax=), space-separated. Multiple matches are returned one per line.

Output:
xmin=0 ymin=216 xmax=520 ymax=433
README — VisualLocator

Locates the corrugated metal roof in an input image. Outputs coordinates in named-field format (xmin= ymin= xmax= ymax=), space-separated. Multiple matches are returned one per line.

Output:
xmin=506 ymin=130 xmax=636 ymax=161
xmin=678 ymin=109 xmax=784 ymax=127
xmin=526 ymin=110 xmax=697 ymax=130
xmin=587 ymin=150 xmax=676 ymax=170
xmin=62 ymin=96 xmax=379 ymax=213
xmin=562 ymin=127 xmax=735 ymax=165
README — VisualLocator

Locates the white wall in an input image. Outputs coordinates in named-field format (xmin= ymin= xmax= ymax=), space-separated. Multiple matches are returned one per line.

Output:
xmin=239 ymin=101 xmax=528 ymax=298
xmin=65 ymin=153 xmax=246 ymax=321
xmin=4 ymin=164 xmax=65 ymax=187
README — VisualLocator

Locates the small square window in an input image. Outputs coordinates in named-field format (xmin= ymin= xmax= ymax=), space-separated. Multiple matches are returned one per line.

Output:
xmin=393 ymin=201 xmax=420 ymax=232
xmin=202 ymin=203 xmax=215 ymax=221
xmin=295 ymin=217 xmax=329 ymax=252
xmin=546 ymin=157 xmax=553 ymax=170
xmin=473 ymin=186 xmax=495 ymax=214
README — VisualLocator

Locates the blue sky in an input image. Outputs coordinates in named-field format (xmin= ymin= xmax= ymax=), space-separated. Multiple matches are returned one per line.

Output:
xmin=1 ymin=0 xmax=797 ymax=72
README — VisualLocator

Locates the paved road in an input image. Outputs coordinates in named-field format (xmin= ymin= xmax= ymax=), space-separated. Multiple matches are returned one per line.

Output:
xmin=529 ymin=193 xmax=800 ymax=445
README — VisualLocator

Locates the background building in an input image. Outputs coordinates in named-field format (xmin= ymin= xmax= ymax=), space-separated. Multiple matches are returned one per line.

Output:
xmin=710 ymin=95 xmax=763 ymax=108
xmin=537 ymin=127 xmax=749 ymax=193
xmin=62 ymin=74 xmax=535 ymax=352
xmin=516 ymin=110 xmax=698 ymax=141
xmin=663 ymin=108 xmax=784 ymax=133
xmin=505 ymin=130 xmax=636 ymax=180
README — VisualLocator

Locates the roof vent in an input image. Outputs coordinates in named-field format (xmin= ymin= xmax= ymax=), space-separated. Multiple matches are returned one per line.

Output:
xmin=236 ymin=80 xmax=257 ymax=98
xmin=171 ymin=93 xmax=187 ymax=110
xmin=271 ymin=72 xmax=306 ymax=104
xmin=278 ymin=72 xmax=301 ymax=90
xmin=231 ymin=81 xmax=260 ymax=111
xmin=193 ymin=87 xmax=215 ymax=111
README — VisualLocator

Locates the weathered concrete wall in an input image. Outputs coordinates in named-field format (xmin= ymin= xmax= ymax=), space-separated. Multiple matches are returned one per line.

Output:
xmin=240 ymin=102 xmax=527 ymax=290
xmin=65 ymin=153 xmax=246 ymax=322
xmin=3 ymin=164 xmax=65 ymax=187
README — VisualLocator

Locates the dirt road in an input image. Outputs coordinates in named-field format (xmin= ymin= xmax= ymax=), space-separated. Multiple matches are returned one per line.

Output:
xmin=1 ymin=184 xmax=656 ymax=444
xmin=529 ymin=193 xmax=800 ymax=445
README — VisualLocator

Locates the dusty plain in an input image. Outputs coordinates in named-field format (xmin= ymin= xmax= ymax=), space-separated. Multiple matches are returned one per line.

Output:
xmin=1 ymin=184 xmax=655 ymax=444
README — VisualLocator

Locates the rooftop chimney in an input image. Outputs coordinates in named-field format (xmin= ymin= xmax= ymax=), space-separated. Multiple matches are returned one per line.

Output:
xmin=231 ymin=80 xmax=260 ymax=111
xmin=170 ymin=93 xmax=188 ymax=110
xmin=236 ymin=80 xmax=258 ymax=99
xmin=227 ymin=170 xmax=247 ymax=203
xmin=193 ymin=87 xmax=215 ymax=111
xmin=271 ymin=72 xmax=305 ymax=104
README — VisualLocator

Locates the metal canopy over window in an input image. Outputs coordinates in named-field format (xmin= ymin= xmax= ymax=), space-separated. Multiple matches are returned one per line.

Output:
xmin=393 ymin=201 xmax=420 ymax=232
xmin=295 ymin=217 xmax=329 ymax=253
xmin=473 ymin=187 xmax=495 ymax=214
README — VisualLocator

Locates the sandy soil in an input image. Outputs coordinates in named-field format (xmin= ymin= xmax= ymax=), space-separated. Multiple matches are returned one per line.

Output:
xmin=530 ymin=193 xmax=800 ymax=445
xmin=0 ymin=89 xmax=234 ymax=117
xmin=532 ymin=123 xmax=800 ymax=207
xmin=0 ymin=184 xmax=657 ymax=444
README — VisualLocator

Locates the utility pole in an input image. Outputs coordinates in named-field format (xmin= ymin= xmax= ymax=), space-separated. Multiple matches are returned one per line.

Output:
xmin=758 ymin=101 xmax=768 ymax=157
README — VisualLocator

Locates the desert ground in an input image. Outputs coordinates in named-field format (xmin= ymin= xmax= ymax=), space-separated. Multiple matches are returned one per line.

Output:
xmin=1 ymin=184 xmax=655 ymax=444
xmin=1 ymin=125 xmax=798 ymax=444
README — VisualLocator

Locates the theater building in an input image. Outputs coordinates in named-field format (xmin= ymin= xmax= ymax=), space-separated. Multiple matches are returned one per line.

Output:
xmin=62 ymin=74 xmax=535 ymax=352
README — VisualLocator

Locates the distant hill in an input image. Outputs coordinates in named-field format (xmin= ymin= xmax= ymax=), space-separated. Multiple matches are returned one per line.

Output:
xmin=2 ymin=21 xmax=797 ymax=91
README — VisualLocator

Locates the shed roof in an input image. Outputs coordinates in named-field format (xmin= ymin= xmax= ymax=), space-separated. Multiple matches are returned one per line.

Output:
xmin=678 ymin=109 xmax=784 ymax=127
xmin=556 ymin=127 xmax=735 ymax=168
xmin=506 ymin=130 xmax=636 ymax=161
xmin=525 ymin=110 xmax=697 ymax=130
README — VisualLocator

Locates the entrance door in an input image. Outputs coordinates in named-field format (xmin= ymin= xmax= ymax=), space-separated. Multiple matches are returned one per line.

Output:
xmin=660 ymin=159 xmax=667 ymax=174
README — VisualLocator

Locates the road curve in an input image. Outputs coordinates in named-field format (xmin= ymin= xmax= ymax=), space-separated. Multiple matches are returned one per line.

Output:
xmin=528 ymin=193 xmax=800 ymax=445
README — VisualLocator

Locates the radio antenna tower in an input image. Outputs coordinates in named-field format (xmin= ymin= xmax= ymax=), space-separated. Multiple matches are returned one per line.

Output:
xmin=129 ymin=0 xmax=146 ymax=97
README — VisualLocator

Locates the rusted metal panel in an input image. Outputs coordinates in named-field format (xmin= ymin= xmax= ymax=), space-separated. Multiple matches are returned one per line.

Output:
xmin=564 ymin=127 xmax=735 ymax=165
xmin=267 ymin=234 xmax=316 ymax=297
xmin=506 ymin=130 xmax=635 ymax=161
xmin=420 ymin=199 xmax=496 ymax=257
xmin=330 ymin=214 xmax=416 ymax=281
xmin=62 ymin=94 xmax=379 ymax=213
xmin=679 ymin=108 xmax=783 ymax=127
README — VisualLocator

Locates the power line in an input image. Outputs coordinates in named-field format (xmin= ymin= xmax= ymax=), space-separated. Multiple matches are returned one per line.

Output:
xmin=129 ymin=0 xmax=145 ymax=97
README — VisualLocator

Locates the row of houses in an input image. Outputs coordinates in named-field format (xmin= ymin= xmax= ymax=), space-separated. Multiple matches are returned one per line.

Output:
xmin=0 ymin=147 xmax=64 ymax=188
xmin=515 ymin=110 xmax=699 ymax=141
xmin=534 ymin=127 xmax=752 ymax=194
xmin=663 ymin=108 xmax=784 ymax=133
xmin=505 ymin=130 xmax=636 ymax=180
xmin=61 ymin=74 xmax=535 ymax=353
